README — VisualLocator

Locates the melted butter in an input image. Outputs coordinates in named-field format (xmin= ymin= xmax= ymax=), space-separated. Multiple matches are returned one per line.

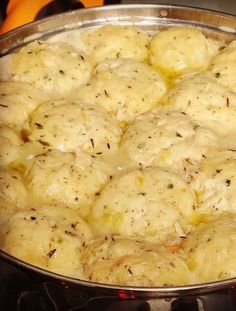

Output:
xmin=186 ymin=257 xmax=197 ymax=271
xmin=9 ymin=160 xmax=26 ymax=175
xmin=153 ymin=66 xmax=181 ymax=88
xmin=189 ymin=213 xmax=210 ymax=226
xmin=8 ymin=141 xmax=47 ymax=175
xmin=99 ymin=149 xmax=139 ymax=178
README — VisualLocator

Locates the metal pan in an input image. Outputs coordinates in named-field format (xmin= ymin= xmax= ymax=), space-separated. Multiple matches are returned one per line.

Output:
xmin=0 ymin=4 xmax=236 ymax=310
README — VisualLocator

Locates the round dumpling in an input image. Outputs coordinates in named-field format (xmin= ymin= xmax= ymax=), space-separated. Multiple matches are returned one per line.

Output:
xmin=0 ymin=167 xmax=28 ymax=225
xmin=26 ymin=150 xmax=111 ymax=218
xmin=165 ymin=74 xmax=236 ymax=146
xmin=208 ymin=40 xmax=236 ymax=93
xmin=77 ymin=59 xmax=167 ymax=123
xmin=191 ymin=150 xmax=236 ymax=215
xmin=29 ymin=99 xmax=121 ymax=154
xmin=82 ymin=236 xmax=192 ymax=286
xmin=150 ymin=27 xmax=219 ymax=77
xmin=2 ymin=205 xmax=93 ymax=276
xmin=90 ymin=167 xmax=196 ymax=240
xmin=56 ymin=25 xmax=149 ymax=64
xmin=184 ymin=214 xmax=236 ymax=283
xmin=0 ymin=81 xmax=44 ymax=127
xmin=0 ymin=41 xmax=94 ymax=95
xmin=121 ymin=109 xmax=218 ymax=176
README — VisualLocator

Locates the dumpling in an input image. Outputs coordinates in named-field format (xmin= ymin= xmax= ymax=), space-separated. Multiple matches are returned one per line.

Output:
xmin=60 ymin=25 xmax=149 ymax=64
xmin=82 ymin=236 xmax=192 ymax=286
xmin=164 ymin=74 xmax=236 ymax=146
xmin=0 ymin=81 xmax=44 ymax=127
xmin=2 ymin=205 xmax=93 ymax=276
xmin=90 ymin=167 xmax=196 ymax=240
xmin=150 ymin=27 xmax=219 ymax=77
xmin=0 ymin=126 xmax=23 ymax=167
xmin=191 ymin=150 xmax=236 ymax=215
xmin=26 ymin=150 xmax=111 ymax=218
xmin=29 ymin=99 xmax=121 ymax=154
xmin=208 ymin=40 xmax=236 ymax=93
xmin=121 ymin=109 xmax=218 ymax=176
xmin=0 ymin=41 xmax=94 ymax=95
xmin=184 ymin=214 xmax=236 ymax=283
xmin=77 ymin=59 xmax=167 ymax=123
xmin=0 ymin=167 xmax=28 ymax=225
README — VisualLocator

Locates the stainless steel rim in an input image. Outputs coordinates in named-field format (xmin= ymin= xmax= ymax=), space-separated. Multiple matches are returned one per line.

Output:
xmin=1 ymin=4 xmax=236 ymax=55
xmin=1 ymin=249 xmax=236 ymax=297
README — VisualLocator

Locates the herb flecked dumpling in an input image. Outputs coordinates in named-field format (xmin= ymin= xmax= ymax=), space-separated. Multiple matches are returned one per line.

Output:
xmin=0 ymin=41 xmax=94 ymax=95
xmin=2 ymin=205 xmax=93 ymax=276
xmin=150 ymin=27 xmax=219 ymax=77
xmin=90 ymin=167 xmax=196 ymax=240
xmin=26 ymin=150 xmax=111 ymax=218
xmin=77 ymin=59 xmax=167 ymax=123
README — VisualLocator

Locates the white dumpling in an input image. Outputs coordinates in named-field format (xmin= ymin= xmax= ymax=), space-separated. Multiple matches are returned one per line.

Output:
xmin=77 ymin=59 xmax=167 ymax=123
xmin=0 ymin=167 xmax=28 ymax=225
xmin=29 ymin=99 xmax=121 ymax=154
xmin=208 ymin=40 xmax=236 ymax=93
xmin=0 ymin=81 xmax=44 ymax=127
xmin=0 ymin=41 xmax=94 ymax=95
xmin=26 ymin=150 xmax=111 ymax=218
xmin=90 ymin=167 xmax=196 ymax=240
xmin=184 ymin=214 xmax=236 ymax=283
xmin=165 ymin=74 xmax=236 ymax=146
xmin=2 ymin=205 xmax=93 ymax=276
xmin=82 ymin=236 xmax=192 ymax=286
xmin=121 ymin=109 xmax=218 ymax=176
xmin=150 ymin=27 xmax=219 ymax=77
xmin=191 ymin=150 xmax=236 ymax=215
xmin=0 ymin=126 xmax=23 ymax=167
xmin=60 ymin=25 xmax=149 ymax=64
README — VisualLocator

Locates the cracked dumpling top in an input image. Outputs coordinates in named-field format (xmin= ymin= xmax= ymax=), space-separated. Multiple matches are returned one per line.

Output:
xmin=0 ymin=41 xmax=94 ymax=95
xmin=191 ymin=150 xmax=236 ymax=215
xmin=29 ymin=99 xmax=122 ymax=154
xmin=90 ymin=167 xmax=196 ymax=240
xmin=183 ymin=214 xmax=236 ymax=283
xmin=208 ymin=40 xmax=236 ymax=93
xmin=82 ymin=236 xmax=192 ymax=286
xmin=71 ymin=25 xmax=149 ymax=64
xmin=77 ymin=59 xmax=167 ymax=122
xmin=1 ymin=205 xmax=93 ymax=276
xmin=164 ymin=74 xmax=236 ymax=146
xmin=0 ymin=81 xmax=45 ymax=127
xmin=26 ymin=150 xmax=111 ymax=218
xmin=121 ymin=109 xmax=218 ymax=176
xmin=150 ymin=27 xmax=219 ymax=77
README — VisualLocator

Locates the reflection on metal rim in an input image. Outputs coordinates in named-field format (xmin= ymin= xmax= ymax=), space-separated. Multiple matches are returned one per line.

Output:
xmin=1 ymin=248 xmax=236 ymax=297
